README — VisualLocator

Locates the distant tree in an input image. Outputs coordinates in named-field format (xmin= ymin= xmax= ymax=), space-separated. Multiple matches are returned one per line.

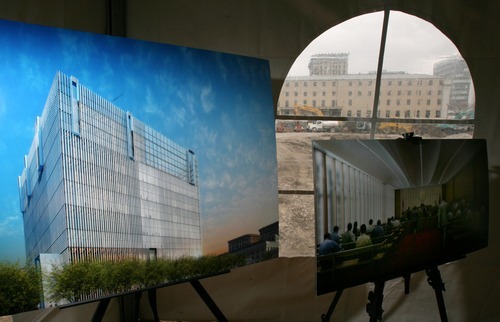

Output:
xmin=0 ymin=262 xmax=41 ymax=315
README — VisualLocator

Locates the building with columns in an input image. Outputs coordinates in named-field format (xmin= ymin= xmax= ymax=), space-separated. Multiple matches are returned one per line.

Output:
xmin=278 ymin=73 xmax=449 ymax=119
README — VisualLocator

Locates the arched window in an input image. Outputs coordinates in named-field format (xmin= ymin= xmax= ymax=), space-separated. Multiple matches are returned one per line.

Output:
xmin=276 ymin=11 xmax=475 ymax=255
xmin=277 ymin=11 xmax=474 ymax=139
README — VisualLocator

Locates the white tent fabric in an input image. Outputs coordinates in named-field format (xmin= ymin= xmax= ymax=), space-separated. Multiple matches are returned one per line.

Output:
xmin=2 ymin=1 xmax=500 ymax=321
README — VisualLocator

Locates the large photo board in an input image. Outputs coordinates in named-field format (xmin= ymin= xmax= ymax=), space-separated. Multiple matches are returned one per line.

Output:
xmin=314 ymin=139 xmax=489 ymax=294
xmin=0 ymin=19 xmax=278 ymax=266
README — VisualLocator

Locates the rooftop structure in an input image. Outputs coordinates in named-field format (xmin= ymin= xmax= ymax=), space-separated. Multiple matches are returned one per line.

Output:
xmin=308 ymin=53 xmax=349 ymax=76
xmin=227 ymin=221 xmax=279 ymax=264
xmin=433 ymin=57 xmax=473 ymax=113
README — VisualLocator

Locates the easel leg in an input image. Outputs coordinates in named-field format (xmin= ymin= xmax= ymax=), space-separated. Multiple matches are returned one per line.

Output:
xmin=426 ymin=266 xmax=448 ymax=322
xmin=366 ymin=281 xmax=385 ymax=322
xmin=321 ymin=289 xmax=343 ymax=322
xmin=190 ymin=279 xmax=228 ymax=322
xmin=404 ymin=274 xmax=411 ymax=294
xmin=148 ymin=289 xmax=160 ymax=322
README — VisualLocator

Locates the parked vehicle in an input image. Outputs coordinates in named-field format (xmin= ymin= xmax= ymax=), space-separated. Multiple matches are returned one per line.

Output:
xmin=307 ymin=120 xmax=339 ymax=132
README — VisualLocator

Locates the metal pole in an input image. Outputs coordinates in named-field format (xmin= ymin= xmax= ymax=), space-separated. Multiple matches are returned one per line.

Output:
xmin=370 ymin=4 xmax=391 ymax=138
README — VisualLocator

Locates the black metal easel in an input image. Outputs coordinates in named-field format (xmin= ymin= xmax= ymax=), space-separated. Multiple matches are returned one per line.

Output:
xmin=321 ymin=289 xmax=344 ymax=322
xmin=426 ymin=266 xmax=448 ymax=322
xmin=366 ymin=280 xmax=385 ymax=322
xmin=321 ymin=266 xmax=449 ymax=322
xmin=62 ymin=271 xmax=229 ymax=322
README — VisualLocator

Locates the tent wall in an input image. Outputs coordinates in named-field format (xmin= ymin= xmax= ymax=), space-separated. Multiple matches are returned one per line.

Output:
xmin=2 ymin=1 xmax=500 ymax=321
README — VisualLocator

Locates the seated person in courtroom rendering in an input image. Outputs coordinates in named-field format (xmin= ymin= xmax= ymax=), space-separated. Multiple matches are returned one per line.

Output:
xmin=371 ymin=220 xmax=385 ymax=240
xmin=366 ymin=219 xmax=374 ymax=234
xmin=319 ymin=232 xmax=341 ymax=255
xmin=391 ymin=216 xmax=401 ymax=227
xmin=356 ymin=224 xmax=372 ymax=248
xmin=353 ymin=221 xmax=359 ymax=236
xmin=342 ymin=223 xmax=356 ymax=244
xmin=331 ymin=225 xmax=341 ymax=245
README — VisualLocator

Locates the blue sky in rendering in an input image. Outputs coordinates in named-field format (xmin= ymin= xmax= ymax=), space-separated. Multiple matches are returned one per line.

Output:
xmin=0 ymin=19 xmax=278 ymax=261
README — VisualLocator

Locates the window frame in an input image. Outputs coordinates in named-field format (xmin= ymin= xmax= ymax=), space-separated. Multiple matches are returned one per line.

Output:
xmin=275 ymin=9 xmax=475 ymax=196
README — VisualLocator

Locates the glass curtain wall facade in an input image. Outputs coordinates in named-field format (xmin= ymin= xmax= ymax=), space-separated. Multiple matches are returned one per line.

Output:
xmin=19 ymin=72 xmax=201 ymax=264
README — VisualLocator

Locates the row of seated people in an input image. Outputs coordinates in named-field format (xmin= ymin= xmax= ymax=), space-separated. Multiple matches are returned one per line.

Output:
xmin=319 ymin=218 xmax=402 ymax=255
xmin=317 ymin=220 xmax=407 ymax=274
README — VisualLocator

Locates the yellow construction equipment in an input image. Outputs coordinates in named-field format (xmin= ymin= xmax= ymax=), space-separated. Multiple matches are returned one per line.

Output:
xmin=294 ymin=104 xmax=324 ymax=117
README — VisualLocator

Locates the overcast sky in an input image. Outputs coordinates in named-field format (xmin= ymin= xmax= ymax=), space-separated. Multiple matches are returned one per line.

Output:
xmin=288 ymin=11 xmax=461 ymax=76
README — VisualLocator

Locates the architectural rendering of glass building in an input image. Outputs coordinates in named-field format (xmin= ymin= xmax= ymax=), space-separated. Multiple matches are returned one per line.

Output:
xmin=18 ymin=72 xmax=202 ymax=265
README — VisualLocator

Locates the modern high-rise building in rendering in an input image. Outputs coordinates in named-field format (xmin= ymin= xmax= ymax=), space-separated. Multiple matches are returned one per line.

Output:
xmin=18 ymin=72 xmax=202 ymax=265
